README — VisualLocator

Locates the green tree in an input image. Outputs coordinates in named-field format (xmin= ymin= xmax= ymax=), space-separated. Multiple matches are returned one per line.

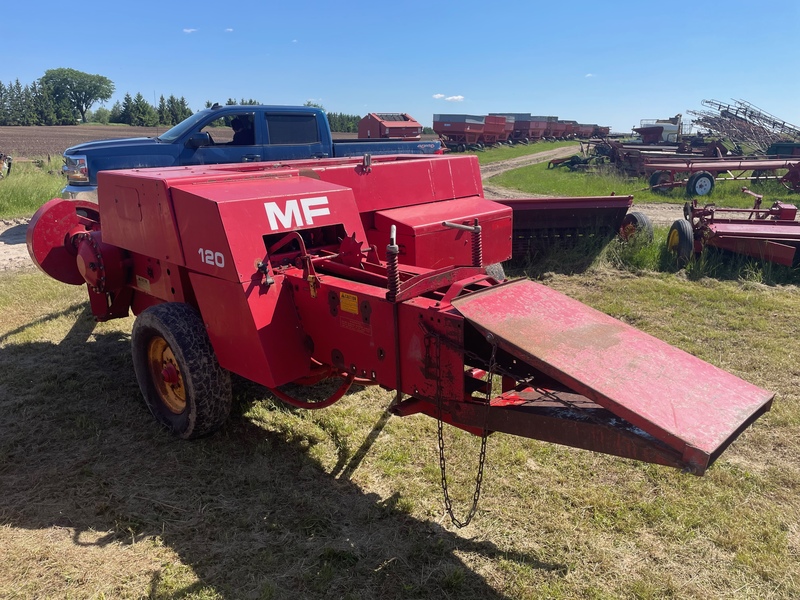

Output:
xmin=40 ymin=68 xmax=114 ymax=123
xmin=30 ymin=81 xmax=57 ymax=125
xmin=166 ymin=95 xmax=192 ymax=124
xmin=92 ymin=106 xmax=111 ymax=125
xmin=157 ymin=95 xmax=169 ymax=125
xmin=0 ymin=81 xmax=6 ymax=125
xmin=130 ymin=93 xmax=158 ymax=126
xmin=109 ymin=100 xmax=124 ymax=124
xmin=119 ymin=93 xmax=133 ymax=124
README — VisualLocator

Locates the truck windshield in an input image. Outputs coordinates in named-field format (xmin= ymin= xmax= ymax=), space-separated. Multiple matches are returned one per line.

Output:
xmin=157 ymin=109 xmax=214 ymax=143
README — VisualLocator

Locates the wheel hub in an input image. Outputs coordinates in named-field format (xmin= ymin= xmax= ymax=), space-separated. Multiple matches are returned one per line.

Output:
xmin=147 ymin=336 xmax=186 ymax=414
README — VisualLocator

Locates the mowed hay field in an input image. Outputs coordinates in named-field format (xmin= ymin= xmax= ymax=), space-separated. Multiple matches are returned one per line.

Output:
xmin=0 ymin=125 xmax=799 ymax=599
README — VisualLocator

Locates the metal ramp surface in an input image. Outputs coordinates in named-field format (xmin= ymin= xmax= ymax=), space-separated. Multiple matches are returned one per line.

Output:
xmin=451 ymin=279 xmax=774 ymax=473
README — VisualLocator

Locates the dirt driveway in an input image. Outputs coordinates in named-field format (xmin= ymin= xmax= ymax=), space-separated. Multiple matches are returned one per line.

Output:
xmin=480 ymin=145 xmax=683 ymax=227
xmin=1 ymin=149 xmax=681 ymax=273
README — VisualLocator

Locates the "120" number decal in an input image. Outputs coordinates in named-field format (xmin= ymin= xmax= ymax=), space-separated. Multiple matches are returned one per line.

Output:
xmin=198 ymin=248 xmax=225 ymax=268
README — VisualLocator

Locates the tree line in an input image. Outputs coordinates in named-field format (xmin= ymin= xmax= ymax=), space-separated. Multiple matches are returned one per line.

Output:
xmin=0 ymin=68 xmax=366 ymax=132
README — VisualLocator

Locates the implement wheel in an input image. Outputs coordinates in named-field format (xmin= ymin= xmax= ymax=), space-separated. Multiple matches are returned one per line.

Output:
xmin=648 ymin=170 xmax=672 ymax=194
xmin=619 ymin=211 xmax=654 ymax=242
xmin=781 ymin=166 xmax=800 ymax=193
xmin=667 ymin=219 xmax=695 ymax=266
xmin=686 ymin=171 xmax=715 ymax=197
xmin=132 ymin=303 xmax=232 ymax=439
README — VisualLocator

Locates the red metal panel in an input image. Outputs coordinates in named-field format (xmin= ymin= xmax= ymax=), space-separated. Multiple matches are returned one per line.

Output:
xmin=372 ymin=196 xmax=511 ymax=267
xmin=170 ymin=177 xmax=366 ymax=282
xmin=451 ymin=279 xmax=774 ymax=472
xmin=98 ymin=171 xmax=186 ymax=265
xmin=189 ymin=272 xmax=310 ymax=388
xmin=315 ymin=154 xmax=484 ymax=217
xmin=288 ymin=274 xmax=399 ymax=387
xmin=397 ymin=300 xmax=465 ymax=404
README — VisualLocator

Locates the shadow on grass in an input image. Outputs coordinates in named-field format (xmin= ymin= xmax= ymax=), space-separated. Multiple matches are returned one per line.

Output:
xmin=0 ymin=305 xmax=565 ymax=599
xmin=506 ymin=232 xmax=618 ymax=279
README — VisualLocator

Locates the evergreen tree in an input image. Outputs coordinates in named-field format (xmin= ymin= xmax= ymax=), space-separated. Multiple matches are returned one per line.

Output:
xmin=157 ymin=95 xmax=169 ymax=125
xmin=130 ymin=93 xmax=158 ymax=126
xmin=119 ymin=93 xmax=133 ymax=124
xmin=30 ymin=81 xmax=57 ymax=125
xmin=166 ymin=95 xmax=192 ymax=125
xmin=109 ymin=100 xmax=123 ymax=123
xmin=0 ymin=81 xmax=7 ymax=125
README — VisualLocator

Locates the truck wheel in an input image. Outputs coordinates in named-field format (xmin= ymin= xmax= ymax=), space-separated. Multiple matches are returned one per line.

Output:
xmin=667 ymin=219 xmax=695 ymax=266
xmin=619 ymin=211 xmax=653 ymax=242
xmin=131 ymin=303 xmax=232 ymax=439
xmin=686 ymin=172 xmax=715 ymax=197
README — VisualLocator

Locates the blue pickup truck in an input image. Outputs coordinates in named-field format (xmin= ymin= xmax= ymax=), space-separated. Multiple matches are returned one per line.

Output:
xmin=62 ymin=104 xmax=442 ymax=198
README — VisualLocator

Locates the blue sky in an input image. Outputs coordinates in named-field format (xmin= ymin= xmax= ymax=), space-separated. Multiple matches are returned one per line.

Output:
xmin=2 ymin=0 xmax=799 ymax=133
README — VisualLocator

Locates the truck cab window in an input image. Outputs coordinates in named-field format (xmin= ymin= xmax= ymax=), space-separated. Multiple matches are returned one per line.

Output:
xmin=265 ymin=114 xmax=319 ymax=145
xmin=200 ymin=113 xmax=255 ymax=145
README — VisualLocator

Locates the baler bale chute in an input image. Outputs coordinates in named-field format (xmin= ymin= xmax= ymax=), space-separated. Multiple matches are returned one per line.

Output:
xmin=27 ymin=154 xmax=772 ymax=521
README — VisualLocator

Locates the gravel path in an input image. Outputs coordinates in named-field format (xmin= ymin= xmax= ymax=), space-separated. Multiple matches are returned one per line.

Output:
xmin=480 ymin=145 xmax=683 ymax=227
xmin=0 ymin=218 xmax=34 ymax=273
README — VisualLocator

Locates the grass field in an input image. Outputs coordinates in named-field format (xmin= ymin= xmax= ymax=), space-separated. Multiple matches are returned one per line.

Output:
xmin=1 ymin=136 xmax=799 ymax=598
xmin=490 ymin=160 xmax=797 ymax=206
xmin=467 ymin=141 xmax=577 ymax=165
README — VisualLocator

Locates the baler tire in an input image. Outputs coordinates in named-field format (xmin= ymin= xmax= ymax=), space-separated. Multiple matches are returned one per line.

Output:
xmin=485 ymin=262 xmax=506 ymax=281
xmin=686 ymin=171 xmax=715 ymax=197
xmin=131 ymin=302 xmax=232 ymax=439
xmin=667 ymin=219 xmax=695 ymax=267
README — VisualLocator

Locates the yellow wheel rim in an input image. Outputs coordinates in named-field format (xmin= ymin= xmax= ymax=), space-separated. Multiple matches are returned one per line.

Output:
xmin=147 ymin=336 xmax=186 ymax=414
xmin=667 ymin=229 xmax=680 ymax=252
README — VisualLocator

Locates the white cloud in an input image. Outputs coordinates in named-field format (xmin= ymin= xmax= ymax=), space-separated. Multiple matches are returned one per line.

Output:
xmin=183 ymin=28 xmax=197 ymax=34
xmin=445 ymin=95 xmax=464 ymax=102
xmin=224 ymin=28 xmax=233 ymax=33
xmin=432 ymin=93 xmax=445 ymax=99
xmin=292 ymin=39 xmax=298 ymax=43
xmin=585 ymin=73 xmax=595 ymax=78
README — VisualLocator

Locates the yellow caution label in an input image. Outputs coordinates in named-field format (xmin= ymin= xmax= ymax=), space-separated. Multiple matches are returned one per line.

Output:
xmin=340 ymin=292 xmax=359 ymax=315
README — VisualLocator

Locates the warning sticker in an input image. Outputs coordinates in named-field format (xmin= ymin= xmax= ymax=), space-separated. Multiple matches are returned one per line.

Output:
xmin=340 ymin=292 xmax=359 ymax=315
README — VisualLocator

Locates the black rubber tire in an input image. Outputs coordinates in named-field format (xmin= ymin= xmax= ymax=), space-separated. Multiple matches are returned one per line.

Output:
xmin=683 ymin=201 xmax=694 ymax=222
xmin=648 ymin=170 xmax=671 ymax=194
xmin=131 ymin=303 xmax=232 ymax=439
xmin=485 ymin=262 xmax=506 ymax=281
xmin=751 ymin=169 xmax=767 ymax=186
xmin=686 ymin=171 xmax=715 ymax=197
xmin=619 ymin=211 xmax=654 ymax=242
xmin=667 ymin=219 xmax=695 ymax=266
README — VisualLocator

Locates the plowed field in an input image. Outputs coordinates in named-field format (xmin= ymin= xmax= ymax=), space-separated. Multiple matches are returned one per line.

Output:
xmin=0 ymin=125 xmax=162 ymax=158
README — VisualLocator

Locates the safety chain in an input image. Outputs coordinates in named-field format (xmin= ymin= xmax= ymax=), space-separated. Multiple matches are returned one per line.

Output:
xmin=437 ymin=336 xmax=496 ymax=528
